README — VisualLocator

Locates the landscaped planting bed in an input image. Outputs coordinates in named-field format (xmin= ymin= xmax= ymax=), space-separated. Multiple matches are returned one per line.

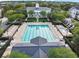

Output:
xmin=65 ymin=20 xmax=79 ymax=56
xmin=27 ymin=18 xmax=37 ymax=22
xmin=39 ymin=18 xmax=48 ymax=22
xmin=27 ymin=18 xmax=48 ymax=22
xmin=48 ymin=47 xmax=77 ymax=58
xmin=9 ymin=51 xmax=31 ymax=58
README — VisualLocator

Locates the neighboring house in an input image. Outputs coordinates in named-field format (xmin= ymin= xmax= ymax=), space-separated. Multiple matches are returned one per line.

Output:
xmin=69 ymin=6 xmax=79 ymax=18
xmin=64 ymin=18 xmax=72 ymax=25
xmin=64 ymin=18 xmax=74 ymax=29
xmin=26 ymin=3 xmax=51 ymax=18
xmin=0 ymin=17 xmax=8 ymax=29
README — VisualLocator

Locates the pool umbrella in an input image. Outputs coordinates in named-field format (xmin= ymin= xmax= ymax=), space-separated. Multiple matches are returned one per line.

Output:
xmin=30 ymin=36 xmax=47 ymax=45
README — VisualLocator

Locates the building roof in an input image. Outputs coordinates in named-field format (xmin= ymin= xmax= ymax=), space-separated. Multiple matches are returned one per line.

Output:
xmin=70 ymin=6 xmax=79 ymax=10
xmin=31 ymin=36 xmax=47 ymax=45
xmin=64 ymin=18 xmax=72 ymax=23
xmin=26 ymin=7 xmax=51 ymax=11
xmin=26 ymin=3 xmax=51 ymax=12
xmin=74 ymin=6 xmax=79 ymax=10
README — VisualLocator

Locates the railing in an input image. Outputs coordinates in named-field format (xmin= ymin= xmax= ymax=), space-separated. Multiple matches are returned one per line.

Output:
xmin=0 ymin=37 xmax=13 ymax=57
xmin=64 ymin=36 xmax=79 ymax=57
xmin=0 ymin=24 xmax=12 ymax=37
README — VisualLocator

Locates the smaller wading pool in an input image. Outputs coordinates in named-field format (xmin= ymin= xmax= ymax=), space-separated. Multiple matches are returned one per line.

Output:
xmin=22 ymin=25 xmax=59 ymax=43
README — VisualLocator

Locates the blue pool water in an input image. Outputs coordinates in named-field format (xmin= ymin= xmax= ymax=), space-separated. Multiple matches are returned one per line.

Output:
xmin=22 ymin=25 xmax=58 ymax=42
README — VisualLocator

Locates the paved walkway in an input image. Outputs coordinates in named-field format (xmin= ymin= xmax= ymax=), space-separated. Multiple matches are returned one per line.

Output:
xmin=2 ymin=42 xmax=14 ymax=58
xmin=2 ymin=23 xmax=27 ymax=58
xmin=56 ymin=25 xmax=72 ymax=36
xmin=2 ymin=25 xmax=19 ymax=58
xmin=13 ymin=23 xmax=27 ymax=43
xmin=2 ymin=25 xmax=19 ymax=37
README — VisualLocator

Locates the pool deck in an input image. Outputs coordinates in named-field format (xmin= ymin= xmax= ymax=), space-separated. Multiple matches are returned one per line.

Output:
xmin=2 ymin=25 xmax=19 ymax=37
xmin=12 ymin=22 xmax=64 ymax=44
xmin=2 ymin=22 xmax=65 ymax=58
xmin=56 ymin=25 xmax=73 ymax=37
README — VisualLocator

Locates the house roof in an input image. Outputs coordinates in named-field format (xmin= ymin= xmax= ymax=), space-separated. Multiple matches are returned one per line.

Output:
xmin=75 ymin=6 xmax=79 ymax=10
xmin=26 ymin=7 xmax=51 ymax=11
xmin=70 ymin=6 xmax=79 ymax=10
xmin=64 ymin=18 xmax=72 ymax=22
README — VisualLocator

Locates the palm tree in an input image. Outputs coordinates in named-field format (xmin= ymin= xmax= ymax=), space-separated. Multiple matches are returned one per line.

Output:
xmin=28 ymin=10 xmax=34 ymax=17
xmin=40 ymin=11 xmax=46 ymax=17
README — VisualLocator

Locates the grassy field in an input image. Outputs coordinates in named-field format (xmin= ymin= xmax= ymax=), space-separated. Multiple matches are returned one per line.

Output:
xmin=27 ymin=18 xmax=48 ymax=22
xmin=39 ymin=18 xmax=48 ymax=22
xmin=27 ymin=18 xmax=37 ymax=22
xmin=9 ymin=51 xmax=31 ymax=58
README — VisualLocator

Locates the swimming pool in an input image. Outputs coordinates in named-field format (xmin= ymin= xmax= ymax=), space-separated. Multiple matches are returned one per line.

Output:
xmin=22 ymin=25 xmax=58 ymax=42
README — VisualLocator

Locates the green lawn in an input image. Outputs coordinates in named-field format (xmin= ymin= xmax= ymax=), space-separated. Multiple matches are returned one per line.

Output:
xmin=39 ymin=18 xmax=48 ymax=22
xmin=27 ymin=18 xmax=48 ymax=22
xmin=27 ymin=18 xmax=37 ymax=22
xmin=48 ymin=47 xmax=77 ymax=58
xmin=9 ymin=51 xmax=31 ymax=58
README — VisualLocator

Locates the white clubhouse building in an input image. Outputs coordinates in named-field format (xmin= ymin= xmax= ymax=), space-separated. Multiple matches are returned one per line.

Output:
xmin=26 ymin=3 xmax=51 ymax=18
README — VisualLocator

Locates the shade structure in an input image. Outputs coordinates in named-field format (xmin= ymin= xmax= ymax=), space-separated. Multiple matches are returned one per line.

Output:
xmin=30 ymin=36 xmax=47 ymax=45
xmin=11 ymin=36 xmax=65 ymax=58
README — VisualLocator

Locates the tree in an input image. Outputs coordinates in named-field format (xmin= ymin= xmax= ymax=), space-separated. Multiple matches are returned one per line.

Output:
xmin=8 ymin=14 xmax=25 ymax=22
xmin=51 ymin=12 xmax=66 ymax=22
xmin=40 ymin=11 xmax=46 ymax=17
xmin=60 ymin=3 xmax=74 ymax=10
xmin=14 ymin=3 xmax=26 ymax=16
xmin=39 ymin=2 xmax=48 ymax=7
xmin=71 ymin=20 xmax=79 ymax=35
xmin=48 ymin=47 xmax=77 ymax=58
xmin=72 ymin=35 xmax=79 ymax=55
xmin=26 ymin=2 xmax=35 ymax=7
xmin=73 ymin=35 xmax=79 ymax=46
xmin=5 ymin=10 xmax=16 ymax=17
xmin=14 ymin=3 xmax=25 ymax=10
xmin=28 ymin=10 xmax=34 ymax=17
xmin=70 ymin=19 xmax=79 ymax=55
xmin=3 ymin=4 xmax=14 ymax=13
xmin=61 ymin=11 xmax=69 ymax=17
xmin=72 ymin=27 xmax=79 ymax=35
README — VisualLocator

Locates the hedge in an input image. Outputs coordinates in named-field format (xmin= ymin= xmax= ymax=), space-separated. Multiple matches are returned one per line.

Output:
xmin=9 ymin=51 xmax=31 ymax=58
xmin=48 ymin=47 xmax=77 ymax=58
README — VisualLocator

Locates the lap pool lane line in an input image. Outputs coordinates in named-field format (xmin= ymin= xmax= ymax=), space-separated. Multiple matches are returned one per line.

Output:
xmin=30 ymin=26 xmax=35 ymax=41
xmin=28 ymin=26 xmax=32 ymax=42
xmin=48 ymin=28 xmax=54 ymax=42
xmin=25 ymin=27 xmax=30 ymax=42
xmin=40 ymin=26 xmax=44 ymax=38
xmin=31 ymin=27 xmax=35 ymax=40
xmin=22 ymin=26 xmax=27 ymax=42
xmin=49 ymin=26 xmax=58 ymax=42
xmin=43 ymin=25 xmax=48 ymax=39
xmin=45 ymin=27 xmax=51 ymax=42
